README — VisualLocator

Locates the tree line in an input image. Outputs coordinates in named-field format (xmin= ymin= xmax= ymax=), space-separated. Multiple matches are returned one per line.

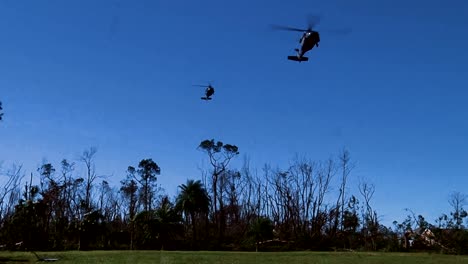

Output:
xmin=0 ymin=139 xmax=467 ymax=253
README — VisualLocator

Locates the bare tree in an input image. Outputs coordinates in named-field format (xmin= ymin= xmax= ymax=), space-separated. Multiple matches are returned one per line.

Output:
xmin=37 ymin=163 xmax=58 ymax=240
xmin=311 ymin=159 xmax=335 ymax=236
xmin=79 ymin=147 xmax=98 ymax=211
xmin=334 ymin=149 xmax=353 ymax=234
xmin=238 ymin=156 xmax=263 ymax=229
xmin=60 ymin=159 xmax=76 ymax=220
xmin=238 ymin=156 xmax=255 ymax=217
xmin=98 ymin=181 xmax=109 ymax=217
xmin=284 ymin=155 xmax=316 ymax=236
xmin=120 ymin=168 xmax=139 ymax=250
xmin=120 ymin=170 xmax=139 ymax=220
xmin=0 ymin=164 xmax=24 ymax=225
xmin=359 ymin=180 xmax=375 ymax=218
xmin=448 ymin=191 xmax=467 ymax=229
xmin=198 ymin=139 xmax=239 ymax=240
xmin=359 ymin=179 xmax=378 ymax=250
xmin=221 ymin=169 xmax=242 ymax=226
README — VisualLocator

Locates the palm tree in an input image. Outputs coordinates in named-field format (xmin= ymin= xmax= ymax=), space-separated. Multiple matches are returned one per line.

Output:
xmin=176 ymin=180 xmax=210 ymax=244
xmin=154 ymin=196 xmax=182 ymax=250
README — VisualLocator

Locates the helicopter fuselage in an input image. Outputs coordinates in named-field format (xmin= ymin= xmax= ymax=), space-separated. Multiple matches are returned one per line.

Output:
xmin=201 ymin=86 xmax=215 ymax=100
xmin=297 ymin=31 xmax=320 ymax=58
xmin=206 ymin=87 xmax=214 ymax=97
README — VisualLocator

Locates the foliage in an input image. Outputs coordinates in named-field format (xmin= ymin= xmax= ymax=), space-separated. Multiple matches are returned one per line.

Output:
xmin=247 ymin=216 xmax=274 ymax=251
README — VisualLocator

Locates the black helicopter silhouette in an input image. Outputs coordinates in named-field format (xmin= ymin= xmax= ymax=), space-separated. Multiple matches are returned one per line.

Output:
xmin=193 ymin=83 xmax=215 ymax=100
xmin=272 ymin=15 xmax=350 ymax=62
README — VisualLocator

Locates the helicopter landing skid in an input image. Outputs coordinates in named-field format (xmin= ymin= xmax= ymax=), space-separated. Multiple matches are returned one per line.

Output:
xmin=287 ymin=56 xmax=309 ymax=62
xmin=201 ymin=97 xmax=212 ymax=100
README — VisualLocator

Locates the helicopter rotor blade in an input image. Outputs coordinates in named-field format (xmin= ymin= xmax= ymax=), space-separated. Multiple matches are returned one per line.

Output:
xmin=270 ymin=24 xmax=307 ymax=32
xmin=193 ymin=84 xmax=207 ymax=87
xmin=319 ymin=28 xmax=352 ymax=35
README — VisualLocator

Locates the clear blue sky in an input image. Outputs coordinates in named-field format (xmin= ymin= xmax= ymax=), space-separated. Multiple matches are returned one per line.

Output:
xmin=1 ymin=0 xmax=468 ymax=227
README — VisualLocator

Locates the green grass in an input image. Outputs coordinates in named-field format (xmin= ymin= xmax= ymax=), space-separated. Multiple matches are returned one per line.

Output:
xmin=1 ymin=251 xmax=468 ymax=264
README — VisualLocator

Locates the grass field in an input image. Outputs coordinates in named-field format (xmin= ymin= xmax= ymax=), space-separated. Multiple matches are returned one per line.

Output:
xmin=1 ymin=250 xmax=468 ymax=264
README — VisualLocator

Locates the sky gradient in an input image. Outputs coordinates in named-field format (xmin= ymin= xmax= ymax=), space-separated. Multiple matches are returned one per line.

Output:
xmin=1 ymin=0 xmax=468 ymax=226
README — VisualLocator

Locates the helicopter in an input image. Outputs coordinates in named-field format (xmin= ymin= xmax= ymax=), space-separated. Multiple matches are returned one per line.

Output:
xmin=272 ymin=15 xmax=350 ymax=62
xmin=193 ymin=83 xmax=215 ymax=100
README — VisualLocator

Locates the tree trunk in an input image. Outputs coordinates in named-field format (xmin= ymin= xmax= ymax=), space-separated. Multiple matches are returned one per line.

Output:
xmin=191 ymin=211 xmax=197 ymax=249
